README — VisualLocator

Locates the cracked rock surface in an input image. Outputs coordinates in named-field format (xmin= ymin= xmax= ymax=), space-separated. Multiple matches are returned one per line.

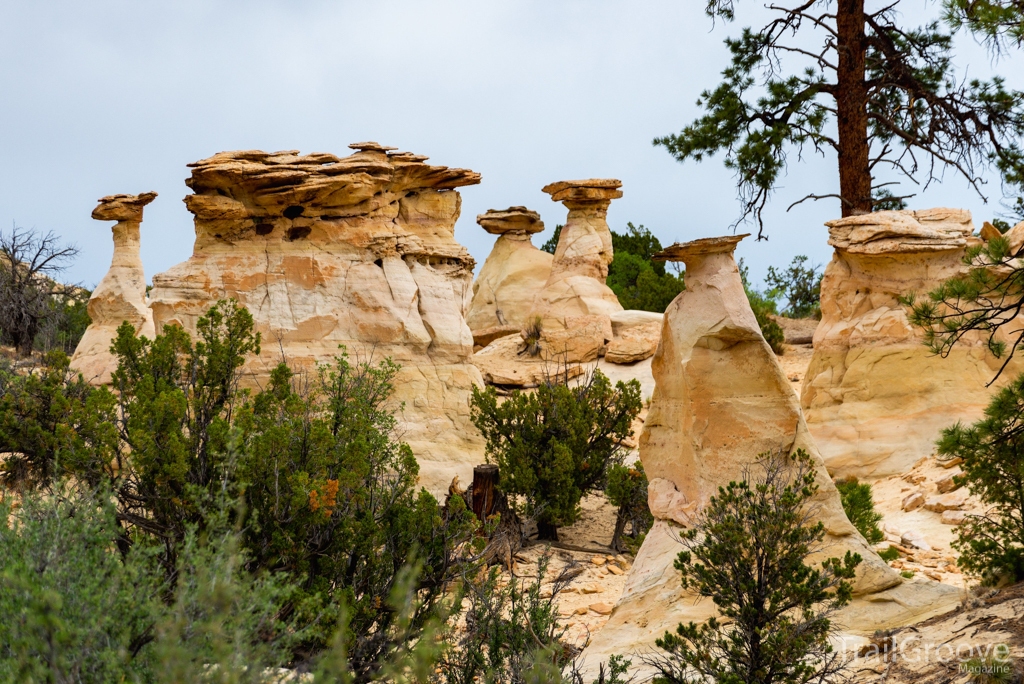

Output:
xmin=148 ymin=144 xmax=486 ymax=494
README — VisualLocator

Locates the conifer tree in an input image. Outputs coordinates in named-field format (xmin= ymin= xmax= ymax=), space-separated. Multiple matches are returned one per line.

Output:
xmin=657 ymin=0 xmax=1024 ymax=236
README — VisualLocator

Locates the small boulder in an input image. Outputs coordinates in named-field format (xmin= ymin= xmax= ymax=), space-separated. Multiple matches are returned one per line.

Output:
xmin=923 ymin=491 xmax=967 ymax=513
xmin=940 ymin=510 xmax=968 ymax=525
xmin=935 ymin=473 xmax=961 ymax=494
xmin=589 ymin=602 xmax=614 ymax=616
xmin=901 ymin=529 xmax=932 ymax=551
xmin=902 ymin=491 xmax=926 ymax=511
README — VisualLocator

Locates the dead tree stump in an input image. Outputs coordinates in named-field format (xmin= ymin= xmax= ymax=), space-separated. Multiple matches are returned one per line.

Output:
xmin=471 ymin=464 xmax=500 ymax=523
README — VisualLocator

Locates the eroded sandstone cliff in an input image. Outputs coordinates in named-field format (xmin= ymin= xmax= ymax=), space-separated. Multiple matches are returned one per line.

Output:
xmin=802 ymin=208 xmax=1022 ymax=479
xmin=147 ymin=143 xmax=485 ymax=493
xmin=580 ymin=234 xmax=959 ymax=676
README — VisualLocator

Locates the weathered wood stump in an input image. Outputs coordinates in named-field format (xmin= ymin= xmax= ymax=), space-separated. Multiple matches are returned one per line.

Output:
xmin=471 ymin=464 xmax=500 ymax=523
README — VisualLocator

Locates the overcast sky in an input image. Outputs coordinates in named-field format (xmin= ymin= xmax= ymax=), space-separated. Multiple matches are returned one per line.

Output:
xmin=1 ymin=0 xmax=1021 ymax=291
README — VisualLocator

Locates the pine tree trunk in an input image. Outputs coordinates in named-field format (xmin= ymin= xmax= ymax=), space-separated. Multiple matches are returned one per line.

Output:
xmin=536 ymin=520 xmax=559 ymax=541
xmin=836 ymin=0 xmax=872 ymax=216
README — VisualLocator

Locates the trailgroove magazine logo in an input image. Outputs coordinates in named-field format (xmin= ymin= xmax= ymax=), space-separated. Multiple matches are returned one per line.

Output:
xmin=838 ymin=635 xmax=1012 ymax=668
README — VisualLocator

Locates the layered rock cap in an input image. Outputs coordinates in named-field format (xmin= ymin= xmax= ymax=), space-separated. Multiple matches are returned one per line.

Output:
xmin=70 ymin=192 xmax=157 ymax=384
xmin=802 ymin=208 xmax=1020 ymax=479
xmin=580 ymin=233 xmax=958 ymax=677
xmin=527 ymin=179 xmax=624 ymax=362
xmin=147 ymin=144 xmax=485 ymax=494
xmin=467 ymin=206 xmax=552 ymax=346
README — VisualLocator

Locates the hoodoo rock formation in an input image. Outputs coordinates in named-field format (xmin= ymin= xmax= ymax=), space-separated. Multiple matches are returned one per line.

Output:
xmin=70 ymin=192 xmax=157 ymax=384
xmin=581 ymin=234 xmax=958 ymax=674
xmin=802 ymin=208 xmax=1021 ymax=479
xmin=529 ymin=179 xmax=624 ymax=362
xmin=146 ymin=144 xmax=485 ymax=494
xmin=466 ymin=207 xmax=552 ymax=347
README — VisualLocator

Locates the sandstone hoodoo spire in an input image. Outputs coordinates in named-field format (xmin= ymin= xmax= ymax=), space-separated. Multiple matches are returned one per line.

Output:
xmin=580 ymin=233 xmax=958 ymax=675
xmin=148 ymin=144 xmax=486 ymax=494
xmin=70 ymin=192 xmax=157 ymax=384
xmin=528 ymin=179 xmax=624 ymax=362
xmin=802 ymin=208 xmax=1024 ymax=479
xmin=466 ymin=206 xmax=553 ymax=347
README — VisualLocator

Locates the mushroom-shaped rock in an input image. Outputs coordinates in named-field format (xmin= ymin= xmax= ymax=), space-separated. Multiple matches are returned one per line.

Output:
xmin=467 ymin=207 xmax=552 ymax=343
xmin=579 ymin=234 xmax=959 ymax=678
xmin=802 ymin=208 xmax=1022 ymax=479
xmin=526 ymin=179 xmax=624 ymax=362
xmin=70 ymin=192 xmax=157 ymax=385
xmin=149 ymin=145 xmax=485 ymax=495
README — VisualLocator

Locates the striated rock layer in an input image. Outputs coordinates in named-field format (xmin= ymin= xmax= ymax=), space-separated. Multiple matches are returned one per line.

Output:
xmin=802 ymin=208 xmax=1021 ymax=480
xmin=529 ymin=179 xmax=624 ymax=362
xmin=147 ymin=144 xmax=485 ymax=494
xmin=71 ymin=192 xmax=157 ymax=384
xmin=466 ymin=207 xmax=552 ymax=345
xmin=581 ymin=234 xmax=958 ymax=675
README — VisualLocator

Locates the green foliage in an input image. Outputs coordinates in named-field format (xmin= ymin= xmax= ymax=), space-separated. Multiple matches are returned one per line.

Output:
xmin=435 ymin=554 xmax=574 ymax=683
xmin=904 ymin=236 xmax=1024 ymax=381
xmin=606 ymin=461 xmax=653 ymax=554
xmin=835 ymin=477 xmax=885 ymax=544
xmin=654 ymin=0 xmax=1024 ymax=234
xmin=901 ymin=570 xmax=916 ymax=579
xmin=0 ymin=486 xmax=162 ymax=683
xmin=937 ymin=372 xmax=1024 ymax=583
xmin=879 ymin=546 xmax=901 ymax=563
xmin=36 ymin=289 xmax=91 ymax=354
xmin=108 ymin=299 xmax=261 ymax=557
xmin=765 ymin=255 xmax=822 ymax=319
xmin=0 ymin=351 xmax=118 ymax=491
xmin=236 ymin=354 xmax=478 ymax=668
xmin=541 ymin=225 xmax=563 ymax=255
xmin=739 ymin=259 xmax=785 ymax=354
xmin=471 ymin=369 xmax=643 ymax=540
xmin=649 ymin=450 xmax=861 ymax=684
xmin=944 ymin=0 xmax=1024 ymax=50
xmin=606 ymin=224 xmax=686 ymax=313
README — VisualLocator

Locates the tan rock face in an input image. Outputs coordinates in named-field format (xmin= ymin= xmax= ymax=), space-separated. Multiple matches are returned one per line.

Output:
xmin=466 ymin=207 xmax=552 ymax=336
xmin=604 ymin=310 xmax=662 ymax=364
xmin=71 ymin=192 xmax=157 ymax=384
xmin=529 ymin=179 xmax=624 ymax=361
xmin=580 ymin=234 xmax=958 ymax=676
xmin=802 ymin=208 xmax=1020 ymax=480
xmin=147 ymin=144 xmax=486 ymax=494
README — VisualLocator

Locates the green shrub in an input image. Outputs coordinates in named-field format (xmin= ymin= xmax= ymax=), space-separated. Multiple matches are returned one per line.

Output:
xmin=739 ymin=259 xmax=785 ymax=354
xmin=835 ymin=477 xmax=885 ymax=544
xmin=649 ymin=449 xmax=860 ymax=684
xmin=765 ymin=255 xmax=822 ymax=319
xmin=435 ymin=554 xmax=574 ymax=683
xmin=471 ymin=368 xmax=642 ymax=540
xmin=0 ymin=351 xmax=118 ymax=491
xmin=236 ymin=355 xmax=478 ymax=668
xmin=606 ymin=461 xmax=653 ymax=553
xmin=606 ymin=224 xmax=685 ymax=313
xmin=937 ymin=372 xmax=1024 ymax=583
xmin=879 ymin=546 xmax=900 ymax=562
xmin=0 ymin=486 xmax=162 ymax=682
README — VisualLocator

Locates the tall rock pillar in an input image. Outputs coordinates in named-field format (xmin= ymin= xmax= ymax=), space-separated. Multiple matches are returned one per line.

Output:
xmin=528 ymin=179 xmax=624 ymax=361
xmin=467 ymin=206 xmax=552 ymax=346
xmin=580 ymin=234 xmax=958 ymax=677
xmin=70 ymin=192 xmax=157 ymax=384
